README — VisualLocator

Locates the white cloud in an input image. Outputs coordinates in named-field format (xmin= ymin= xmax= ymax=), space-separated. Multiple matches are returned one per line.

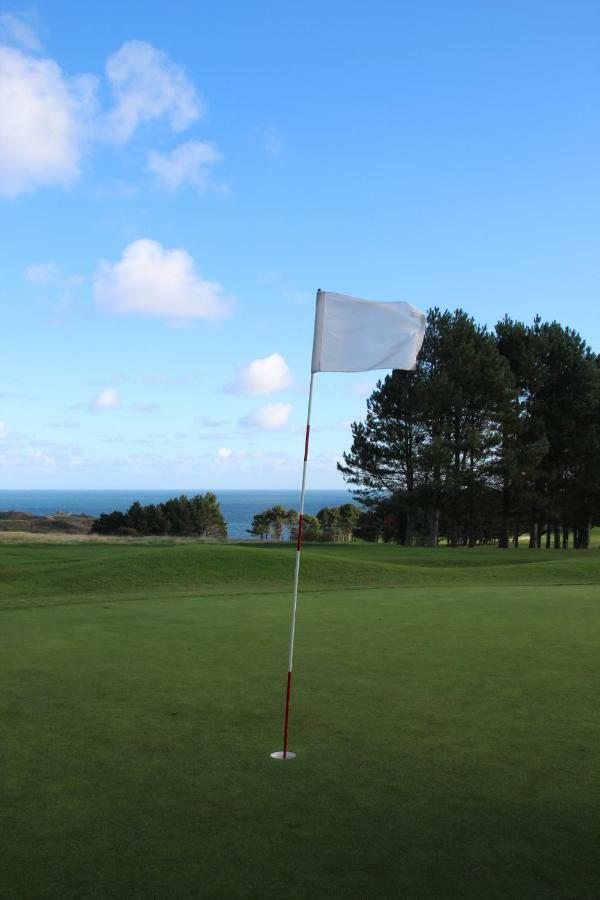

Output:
xmin=105 ymin=41 xmax=201 ymax=143
xmin=226 ymin=353 xmax=292 ymax=395
xmin=240 ymin=402 xmax=292 ymax=430
xmin=0 ymin=13 xmax=42 ymax=51
xmin=90 ymin=387 xmax=119 ymax=411
xmin=0 ymin=40 xmax=209 ymax=197
xmin=0 ymin=420 xmax=6 ymax=439
xmin=217 ymin=447 xmax=232 ymax=458
xmin=93 ymin=239 xmax=232 ymax=320
xmin=0 ymin=46 xmax=96 ymax=196
xmin=148 ymin=140 xmax=220 ymax=190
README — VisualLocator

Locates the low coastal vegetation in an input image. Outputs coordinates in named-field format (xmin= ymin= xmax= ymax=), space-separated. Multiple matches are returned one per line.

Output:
xmin=0 ymin=510 xmax=93 ymax=535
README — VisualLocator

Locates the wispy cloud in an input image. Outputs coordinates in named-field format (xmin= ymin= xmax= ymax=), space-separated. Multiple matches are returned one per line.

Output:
xmin=24 ymin=261 xmax=60 ymax=284
xmin=128 ymin=401 xmax=159 ymax=413
xmin=46 ymin=418 xmax=80 ymax=429
xmin=198 ymin=416 xmax=229 ymax=428
xmin=90 ymin=387 xmax=119 ymax=411
xmin=258 ymin=125 xmax=285 ymax=157
xmin=0 ymin=12 xmax=42 ymax=51
xmin=0 ymin=391 xmax=35 ymax=400
xmin=239 ymin=401 xmax=292 ymax=430
xmin=104 ymin=40 xmax=202 ymax=143
xmin=148 ymin=140 xmax=221 ymax=191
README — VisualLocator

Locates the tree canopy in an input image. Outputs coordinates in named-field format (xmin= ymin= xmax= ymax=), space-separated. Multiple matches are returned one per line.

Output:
xmin=91 ymin=493 xmax=227 ymax=539
xmin=339 ymin=309 xmax=600 ymax=548
xmin=247 ymin=504 xmax=361 ymax=542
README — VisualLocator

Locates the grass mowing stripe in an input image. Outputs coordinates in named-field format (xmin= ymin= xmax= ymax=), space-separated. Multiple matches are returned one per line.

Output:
xmin=2 ymin=577 xmax=600 ymax=614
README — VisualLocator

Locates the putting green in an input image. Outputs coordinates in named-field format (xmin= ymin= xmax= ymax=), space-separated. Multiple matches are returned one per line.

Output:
xmin=1 ymin=542 xmax=599 ymax=898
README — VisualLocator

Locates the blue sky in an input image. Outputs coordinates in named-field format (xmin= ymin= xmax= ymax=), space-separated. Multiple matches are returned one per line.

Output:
xmin=1 ymin=1 xmax=599 ymax=489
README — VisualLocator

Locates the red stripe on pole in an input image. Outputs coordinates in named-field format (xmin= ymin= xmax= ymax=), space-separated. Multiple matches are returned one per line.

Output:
xmin=304 ymin=424 xmax=311 ymax=461
xmin=296 ymin=514 xmax=303 ymax=550
xmin=283 ymin=670 xmax=293 ymax=758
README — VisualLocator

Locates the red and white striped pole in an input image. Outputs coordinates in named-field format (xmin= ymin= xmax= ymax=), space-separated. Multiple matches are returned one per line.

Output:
xmin=271 ymin=370 xmax=315 ymax=760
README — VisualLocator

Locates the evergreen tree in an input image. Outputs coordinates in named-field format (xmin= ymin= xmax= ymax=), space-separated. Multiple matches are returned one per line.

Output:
xmin=91 ymin=510 xmax=128 ymax=535
xmin=340 ymin=308 xmax=515 ymax=546
xmin=198 ymin=493 xmax=228 ymax=539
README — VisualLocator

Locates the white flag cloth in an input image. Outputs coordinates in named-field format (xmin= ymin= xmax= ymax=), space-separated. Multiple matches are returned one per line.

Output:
xmin=311 ymin=291 xmax=426 ymax=373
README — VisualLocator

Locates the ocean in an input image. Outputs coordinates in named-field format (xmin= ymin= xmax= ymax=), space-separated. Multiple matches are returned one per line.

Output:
xmin=0 ymin=489 xmax=356 ymax=539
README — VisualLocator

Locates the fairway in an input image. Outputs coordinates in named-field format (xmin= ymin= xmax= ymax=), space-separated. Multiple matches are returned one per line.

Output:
xmin=2 ymin=542 xmax=600 ymax=898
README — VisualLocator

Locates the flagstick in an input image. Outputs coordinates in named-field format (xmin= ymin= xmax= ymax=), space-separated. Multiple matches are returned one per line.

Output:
xmin=271 ymin=370 xmax=315 ymax=761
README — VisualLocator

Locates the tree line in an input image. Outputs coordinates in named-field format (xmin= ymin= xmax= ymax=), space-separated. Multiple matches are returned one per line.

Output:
xmin=91 ymin=493 xmax=227 ymax=538
xmin=248 ymin=504 xmax=362 ymax=542
xmin=339 ymin=309 xmax=600 ymax=548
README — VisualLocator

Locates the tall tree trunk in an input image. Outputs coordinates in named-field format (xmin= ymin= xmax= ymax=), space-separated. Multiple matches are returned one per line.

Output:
xmin=562 ymin=524 xmax=569 ymax=549
xmin=576 ymin=520 xmax=591 ymax=550
xmin=405 ymin=508 xmax=413 ymax=547
xmin=545 ymin=527 xmax=551 ymax=549
xmin=499 ymin=480 xmax=510 ymax=549
xmin=465 ymin=444 xmax=475 ymax=548
xmin=513 ymin=526 xmax=520 ymax=548
xmin=429 ymin=507 xmax=440 ymax=547
xmin=529 ymin=521 xmax=538 ymax=549
xmin=553 ymin=523 xmax=560 ymax=550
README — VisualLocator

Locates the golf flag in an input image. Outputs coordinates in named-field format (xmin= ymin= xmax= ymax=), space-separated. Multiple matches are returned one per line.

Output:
xmin=272 ymin=289 xmax=426 ymax=761
xmin=311 ymin=291 xmax=426 ymax=373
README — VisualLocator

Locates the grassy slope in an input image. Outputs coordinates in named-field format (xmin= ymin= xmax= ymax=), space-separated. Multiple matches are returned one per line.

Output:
xmin=1 ymin=540 xmax=600 ymax=610
xmin=1 ymin=542 xmax=600 ymax=898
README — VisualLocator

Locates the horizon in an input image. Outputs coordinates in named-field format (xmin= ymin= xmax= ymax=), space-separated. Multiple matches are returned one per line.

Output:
xmin=2 ymin=1 xmax=599 ymax=490
xmin=0 ymin=487 xmax=352 ymax=493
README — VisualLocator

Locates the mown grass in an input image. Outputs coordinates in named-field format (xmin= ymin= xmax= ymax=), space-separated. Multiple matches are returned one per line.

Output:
xmin=1 ymin=540 xmax=599 ymax=610
xmin=1 ymin=541 xmax=600 ymax=898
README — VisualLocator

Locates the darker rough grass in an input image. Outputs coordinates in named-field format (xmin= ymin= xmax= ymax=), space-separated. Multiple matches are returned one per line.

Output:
xmin=1 ymin=544 xmax=600 ymax=898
